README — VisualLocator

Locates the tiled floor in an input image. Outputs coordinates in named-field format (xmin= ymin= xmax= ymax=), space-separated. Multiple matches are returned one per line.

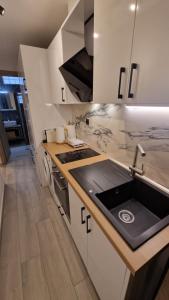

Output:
xmin=0 ymin=146 xmax=168 ymax=299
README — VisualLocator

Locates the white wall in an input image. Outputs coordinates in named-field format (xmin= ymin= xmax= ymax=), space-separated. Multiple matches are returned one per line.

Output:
xmin=20 ymin=45 xmax=73 ymax=149
xmin=85 ymin=17 xmax=94 ymax=56
xmin=0 ymin=53 xmax=17 ymax=72
xmin=68 ymin=0 xmax=78 ymax=12
xmin=19 ymin=45 xmax=73 ymax=186
xmin=0 ymin=168 xmax=5 ymax=232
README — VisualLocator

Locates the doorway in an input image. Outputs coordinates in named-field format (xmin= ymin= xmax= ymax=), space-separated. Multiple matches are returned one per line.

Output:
xmin=0 ymin=74 xmax=29 ymax=162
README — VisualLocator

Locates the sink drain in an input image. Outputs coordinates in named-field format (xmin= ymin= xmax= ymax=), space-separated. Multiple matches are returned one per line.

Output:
xmin=118 ymin=210 xmax=135 ymax=224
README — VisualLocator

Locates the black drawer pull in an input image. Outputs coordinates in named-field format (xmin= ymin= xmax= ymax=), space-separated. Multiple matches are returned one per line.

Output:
xmin=61 ymin=87 xmax=65 ymax=102
xmin=81 ymin=207 xmax=85 ymax=224
xmin=118 ymin=67 xmax=126 ymax=99
xmin=86 ymin=215 xmax=91 ymax=234
xmin=58 ymin=206 xmax=64 ymax=216
xmin=128 ymin=63 xmax=138 ymax=98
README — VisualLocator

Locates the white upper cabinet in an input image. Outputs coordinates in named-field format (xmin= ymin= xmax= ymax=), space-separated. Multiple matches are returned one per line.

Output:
xmin=47 ymin=0 xmax=169 ymax=106
xmin=62 ymin=0 xmax=86 ymax=104
xmin=61 ymin=0 xmax=94 ymax=104
xmin=47 ymin=30 xmax=66 ymax=104
xmin=61 ymin=0 xmax=85 ymax=63
xmin=48 ymin=0 xmax=94 ymax=104
xmin=127 ymin=0 xmax=169 ymax=105
xmin=94 ymin=0 xmax=169 ymax=106
xmin=93 ymin=0 xmax=136 ymax=104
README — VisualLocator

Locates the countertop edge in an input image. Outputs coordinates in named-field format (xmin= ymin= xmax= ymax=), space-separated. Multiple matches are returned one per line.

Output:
xmin=42 ymin=142 xmax=169 ymax=275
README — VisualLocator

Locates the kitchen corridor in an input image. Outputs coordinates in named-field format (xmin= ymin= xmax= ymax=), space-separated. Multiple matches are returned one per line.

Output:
xmin=0 ymin=146 xmax=168 ymax=300
xmin=0 ymin=146 xmax=99 ymax=300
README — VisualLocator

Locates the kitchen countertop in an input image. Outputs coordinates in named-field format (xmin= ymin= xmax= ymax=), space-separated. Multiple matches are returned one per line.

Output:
xmin=43 ymin=142 xmax=169 ymax=275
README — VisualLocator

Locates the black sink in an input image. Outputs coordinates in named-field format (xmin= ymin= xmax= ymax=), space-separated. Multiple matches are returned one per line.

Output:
xmin=96 ymin=179 xmax=169 ymax=250
xmin=70 ymin=160 xmax=169 ymax=250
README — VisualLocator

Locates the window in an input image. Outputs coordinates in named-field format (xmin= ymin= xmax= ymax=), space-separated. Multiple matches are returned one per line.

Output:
xmin=2 ymin=76 xmax=24 ymax=85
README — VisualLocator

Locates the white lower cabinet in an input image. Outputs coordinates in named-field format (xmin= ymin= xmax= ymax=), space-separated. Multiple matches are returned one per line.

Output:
xmin=68 ymin=185 xmax=130 ymax=300
xmin=87 ymin=217 xmax=130 ymax=300
xmin=69 ymin=184 xmax=88 ymax=265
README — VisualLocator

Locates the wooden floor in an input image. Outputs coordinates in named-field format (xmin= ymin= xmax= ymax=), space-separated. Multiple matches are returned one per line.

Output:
xmin=0 ymin=146 xmax=168 ymax=300
xmin=0 ymin=147 xmax=99 ymax=300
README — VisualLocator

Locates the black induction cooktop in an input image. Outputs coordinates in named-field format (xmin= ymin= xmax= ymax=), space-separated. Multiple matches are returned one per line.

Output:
xmin=56 ymin=148 xmax=99 ymax=164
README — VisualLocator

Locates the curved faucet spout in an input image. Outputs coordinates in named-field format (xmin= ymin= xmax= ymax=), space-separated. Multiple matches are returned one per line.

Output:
xmin=129 ymin=144 xmax=146 ymax=177
xmin=137 ymin=144 xmax=146 ymax=157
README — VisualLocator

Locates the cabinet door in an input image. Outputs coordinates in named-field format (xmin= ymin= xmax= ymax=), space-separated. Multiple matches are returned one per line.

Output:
xmin=93 ymin=0 xmax=136 ymax=103
xmin=68 ymin=185 xmax=88 ymax=265
xmin=62 ymin=0 xmax=84 ymax=63
xmin=128 ymin=0 xmax=169 ymax=105
xmin=62 ymin=0 xmax=88 ymax=104
xmin=47 ymin=30 xmax=66 ymax=104
xmin=87 ymin=217 xmax=130 ymax=300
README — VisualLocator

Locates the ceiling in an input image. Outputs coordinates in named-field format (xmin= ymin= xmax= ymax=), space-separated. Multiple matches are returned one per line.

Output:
xmin=0 ymin=0 xmax=68 ymax=72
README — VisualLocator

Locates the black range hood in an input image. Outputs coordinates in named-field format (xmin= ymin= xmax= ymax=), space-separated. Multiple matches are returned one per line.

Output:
xmin=59 ymin=47 xmax=93 ymax=102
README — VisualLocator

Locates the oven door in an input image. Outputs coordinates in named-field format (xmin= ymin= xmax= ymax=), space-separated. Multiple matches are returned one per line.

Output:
xmin=53 ymin=174 xmax=70 ymax=222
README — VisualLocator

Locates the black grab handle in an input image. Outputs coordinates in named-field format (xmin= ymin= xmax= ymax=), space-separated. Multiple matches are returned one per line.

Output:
xmin=58 ymin=206 xmax=64 ymax=216
xmin=81 ymin=207 xmax=85 ymax=224
xmin=118 ymin=67 xmax=126 ymax=99
xmin=86 ymin=215 xmax=91 ymax=234
xmin=128 ymin=63 xmax=138 ymax=98
xmin=61 ymin=87 xmax=65 ymax=102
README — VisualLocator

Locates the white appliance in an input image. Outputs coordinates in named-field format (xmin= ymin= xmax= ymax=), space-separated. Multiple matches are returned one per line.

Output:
xmin=67 ymin=138 xmax=85 ymax=148
xmin=55 ymin=126 xmax=65 ymax=143
xmin=46 ymin=129 xmax=56 ymax=142
xmin=65 ymin=125 xmax=76 ymax=140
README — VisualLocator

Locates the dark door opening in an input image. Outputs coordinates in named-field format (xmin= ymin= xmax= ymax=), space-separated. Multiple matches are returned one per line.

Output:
xmin=0 ymin=75 xmax=29 ymax=161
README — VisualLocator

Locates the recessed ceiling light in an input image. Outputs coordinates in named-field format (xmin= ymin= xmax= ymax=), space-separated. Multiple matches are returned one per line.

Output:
xmin=125 ymin=106 xmax=169 ymax=112
xmin=45 ymin=103 xmax=53 ymax=107
xmin=129 ymin=4 xmax=136 ymax=12
xmin=0 ymin=90 xmax=8 ymax=94
xmin=0 ymin=5 xmax=5 ymax=16
xmin=93 ymin=32 xmax=99 ymax=39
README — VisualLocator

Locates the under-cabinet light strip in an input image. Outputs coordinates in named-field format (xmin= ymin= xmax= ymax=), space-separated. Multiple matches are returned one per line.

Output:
xmin=125 ymin=106 xmax=169 ymax=112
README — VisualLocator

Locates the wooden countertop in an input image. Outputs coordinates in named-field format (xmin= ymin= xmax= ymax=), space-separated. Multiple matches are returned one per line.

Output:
xmin=43 ymin=142 xmax=169 ymax=275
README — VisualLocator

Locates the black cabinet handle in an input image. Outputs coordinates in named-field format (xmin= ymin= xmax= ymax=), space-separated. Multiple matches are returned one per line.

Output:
xmin=128 ymin=63 xmax=138 ymax=98
xmin=118 ymin=67 xmax=126 ymax=99
xmin=58 ymin=206 xmax=64 ymax=216
xmin=61 ymin=87 xmax=65 ymax=102
xmin=81 ymin=207 xmax=85 ymax=224
xmin=86 ymin=215 xmax=91 ymax=234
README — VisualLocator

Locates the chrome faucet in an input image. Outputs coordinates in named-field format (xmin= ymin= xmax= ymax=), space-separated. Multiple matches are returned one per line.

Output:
xmin=129 ymin=144 xmax=146 ymax=176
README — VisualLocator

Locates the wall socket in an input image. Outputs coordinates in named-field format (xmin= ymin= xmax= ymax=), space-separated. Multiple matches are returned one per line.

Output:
xmin=86 ymin=118 xmax=90 ymax=126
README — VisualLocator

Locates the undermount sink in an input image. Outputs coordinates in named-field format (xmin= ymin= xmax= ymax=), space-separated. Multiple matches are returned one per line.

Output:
xmin=95 ymin=179 xmax=169 ymax=250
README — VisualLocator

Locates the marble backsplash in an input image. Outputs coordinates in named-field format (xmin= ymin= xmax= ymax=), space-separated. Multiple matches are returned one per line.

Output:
xmin=72 ymin=104 xmax=169 ymax=189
